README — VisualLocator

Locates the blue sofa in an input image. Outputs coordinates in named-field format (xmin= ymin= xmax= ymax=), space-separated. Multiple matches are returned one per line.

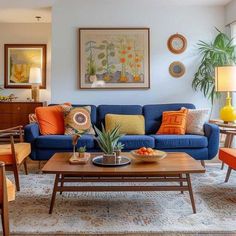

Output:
xmin=24 ymin=103 xmax=220 ymax=161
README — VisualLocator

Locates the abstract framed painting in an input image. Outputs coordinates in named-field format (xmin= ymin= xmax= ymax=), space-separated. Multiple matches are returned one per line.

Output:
xmin=79 ymin=28 xmax=150 ymax=89
xmin=4 ymin=44 xmax=47 ymax=89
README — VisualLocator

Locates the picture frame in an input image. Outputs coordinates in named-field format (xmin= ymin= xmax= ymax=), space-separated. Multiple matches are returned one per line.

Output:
xmin=79 ymin=28 xmax=150 ymax=89
xmin=4 ymin=44 xmax=47 ymax=89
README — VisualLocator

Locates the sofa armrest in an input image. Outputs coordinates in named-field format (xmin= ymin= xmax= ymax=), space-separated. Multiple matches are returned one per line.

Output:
xmin=204 ymin=122 xmax=220 ymax=159
xmin=24 ymin=123 xmax=40 ymax=143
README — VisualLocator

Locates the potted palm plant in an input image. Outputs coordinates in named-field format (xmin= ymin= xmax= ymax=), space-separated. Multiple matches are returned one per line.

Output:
xmin=94 ymin=125 xmax=123 ymax=163
xmin=192 ymin=29 xmax=236 ymax=107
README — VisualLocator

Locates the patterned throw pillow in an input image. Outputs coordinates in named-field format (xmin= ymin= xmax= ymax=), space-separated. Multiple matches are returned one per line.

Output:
xmin=62 ymin=105 xmax=95 ymax=135
xmin=157 ymin=109 xmax=188 ymax=135
xmin=182 ymin=108 xmax=210 ymax=135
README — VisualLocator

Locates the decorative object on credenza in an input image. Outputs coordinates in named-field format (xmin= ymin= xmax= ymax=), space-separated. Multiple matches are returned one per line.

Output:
xmin=169 ymin=61 xmax=185 ymax=78
xmin=0 ymin=94 xmax=18 ymax=102
xmin=0 ymin=86 xmax=18 ymax=102
xmin=192 ymin=29 xmax=236 ymax=104
xmin=215 ymin=66 xmax=236 ymax=122
xmin=29 ymin=67 xmax=42 ymax=102
xmin=167 ymin=33 xmax=187 ymax=54
xmin=79 ymin=28 xmax=150 ymax=89
xmin=4 ymin=44 xmax=46 ymax=89
xmin=94 ymin=124 xmax=123 ymax=165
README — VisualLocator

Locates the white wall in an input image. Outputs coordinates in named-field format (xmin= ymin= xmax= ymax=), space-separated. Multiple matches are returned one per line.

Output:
xmin=0 ymin=23 xmax=51 ymax=102
xmin=225 ymin=0 xmax=236 ymax=25
xmin=51 ymin=0 xmax=224 ymax=116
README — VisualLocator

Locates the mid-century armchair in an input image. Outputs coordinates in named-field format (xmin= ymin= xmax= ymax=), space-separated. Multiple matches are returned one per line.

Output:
xmin=0 ymin=126 xmax=30 ymax=191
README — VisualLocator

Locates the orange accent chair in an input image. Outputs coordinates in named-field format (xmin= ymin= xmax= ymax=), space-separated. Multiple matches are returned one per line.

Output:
xmin=0 ymin=162 xmax=16 ymax=236
xmin=219 ymin=148 xmax=236 ymax=182
xmin=0 ymin=126 xmax=30 ymax=191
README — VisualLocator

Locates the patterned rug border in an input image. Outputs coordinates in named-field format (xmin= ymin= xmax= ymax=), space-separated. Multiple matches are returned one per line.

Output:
xmin=10 ymin=233 xmax=236 ymax=236
xmin=10 ymin=231 xmax=236 ymax=235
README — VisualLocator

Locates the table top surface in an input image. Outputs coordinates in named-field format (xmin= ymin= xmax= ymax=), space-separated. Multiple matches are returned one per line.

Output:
xmin=42 ymin=152 xmax=205 ymax=176
xmin=209 ymin=119 xmax=236 ymax=128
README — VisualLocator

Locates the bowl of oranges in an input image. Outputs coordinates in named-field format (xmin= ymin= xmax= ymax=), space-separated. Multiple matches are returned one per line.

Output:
xmin=130 ymin=147 xmax=167 ymax=163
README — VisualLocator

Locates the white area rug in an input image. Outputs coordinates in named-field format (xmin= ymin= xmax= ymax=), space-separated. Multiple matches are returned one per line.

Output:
xmin=4 ymin=164 xmax=236 ymax=235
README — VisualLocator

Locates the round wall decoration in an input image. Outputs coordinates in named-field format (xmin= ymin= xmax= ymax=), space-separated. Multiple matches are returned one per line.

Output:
xmin=167 ymin=33 xmax=187 ymax=54
xmin=169 ymin=61 xmax=185 ymax=78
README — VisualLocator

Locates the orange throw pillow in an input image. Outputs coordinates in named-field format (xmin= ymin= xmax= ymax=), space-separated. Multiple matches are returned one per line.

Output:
xmin=157 ymin=109 xmax=188 ymax=135
xmin=36 ymin=104 xmax=71 ymax=135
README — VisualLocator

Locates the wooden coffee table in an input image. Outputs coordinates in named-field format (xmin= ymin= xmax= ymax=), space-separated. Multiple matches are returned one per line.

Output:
xmin=42 ymin=152 xmax=205 ymax=214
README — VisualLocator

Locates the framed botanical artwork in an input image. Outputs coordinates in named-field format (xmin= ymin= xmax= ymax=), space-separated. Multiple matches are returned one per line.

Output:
xmin=167 ymin=33 xmax=187 ymax=54
xmin=4 ymin=44 xmax=47 ymax=89
xmin=79 ymin=28 xmax=150 ymax=89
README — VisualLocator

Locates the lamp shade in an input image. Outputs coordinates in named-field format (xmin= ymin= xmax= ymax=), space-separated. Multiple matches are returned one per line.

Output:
xmin=29 ymin=67 xmax=42 ymax=84
xmin=215 ymin=66 xmax=236 ymax=92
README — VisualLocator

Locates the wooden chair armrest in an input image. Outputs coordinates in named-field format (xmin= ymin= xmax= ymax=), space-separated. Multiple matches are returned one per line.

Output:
xmin=0 ymin=126 xmax=24 ymax=142
xmin=0 ymin=126 xmax=23 ymax=133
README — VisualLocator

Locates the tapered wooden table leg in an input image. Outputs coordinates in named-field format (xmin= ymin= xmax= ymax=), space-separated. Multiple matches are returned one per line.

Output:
xmin=49 ymin=174 xmax=59 ymax=214
xmin=186 ymin=173 xmax=196 ymax=214
xmin=179 ymin=174 xmax=183 ymax=194
xmin=60 ymin=174 xmax=64 ymax=195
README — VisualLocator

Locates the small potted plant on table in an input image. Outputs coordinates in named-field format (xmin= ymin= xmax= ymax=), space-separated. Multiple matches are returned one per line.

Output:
xmin=78 ymin=146 xmax=86 ymax=158
xmin=94 ymin=125 xmax=123 ymax=163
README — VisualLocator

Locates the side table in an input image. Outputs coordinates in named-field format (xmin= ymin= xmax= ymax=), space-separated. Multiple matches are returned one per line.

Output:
xmin=209 ymin=119 xmax=236 ymax=169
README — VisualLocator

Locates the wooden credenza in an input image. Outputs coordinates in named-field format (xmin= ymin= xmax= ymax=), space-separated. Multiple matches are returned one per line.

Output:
xmin=0 ymin=101 xmax=46 ymax=129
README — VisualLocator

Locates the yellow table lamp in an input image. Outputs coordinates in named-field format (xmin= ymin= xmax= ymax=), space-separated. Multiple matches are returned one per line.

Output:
xmin=215 ymin=66 xmax=236 ymax=122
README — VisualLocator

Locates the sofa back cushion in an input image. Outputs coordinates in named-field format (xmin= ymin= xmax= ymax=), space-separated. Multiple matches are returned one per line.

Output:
xmin=143 ymin=103 xmax=195 ymax=134
xmin=97 ymin=105 xmax=142 ymax=128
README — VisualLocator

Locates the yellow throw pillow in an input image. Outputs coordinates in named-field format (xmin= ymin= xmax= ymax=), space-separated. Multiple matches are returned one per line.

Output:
xmin=105 ymin=114 xmax=145 ymax=135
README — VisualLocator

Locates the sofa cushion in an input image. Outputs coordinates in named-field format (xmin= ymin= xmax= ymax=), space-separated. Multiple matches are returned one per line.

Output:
xmin=119 ymin=135 xmax=155 ymax=150
xmin=150 ymin=134 xmax=208 ymax=149
xmin=35 ymin=134 xmax=95 ymax=149
xmin=97 ymin=105 xmax=142 ymax=128
xmin=105 ymin=114 xmax=145 ymax=135
xmin=36 ymin=105 xmax=65 ymax=135
xmin=143 ymin=103 xmax=195 ymax=134
xmin=50 ymin=104 xmax=97 ymax=126
xmin=62 ymin=106 xmax=95 ymax=135
xmin=157 ymin=109 xmax=188 ymax=135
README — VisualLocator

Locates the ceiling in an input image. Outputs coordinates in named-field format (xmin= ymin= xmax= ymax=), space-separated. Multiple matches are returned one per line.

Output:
xmin=0 ymin=0 xmax=233 ymax=23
